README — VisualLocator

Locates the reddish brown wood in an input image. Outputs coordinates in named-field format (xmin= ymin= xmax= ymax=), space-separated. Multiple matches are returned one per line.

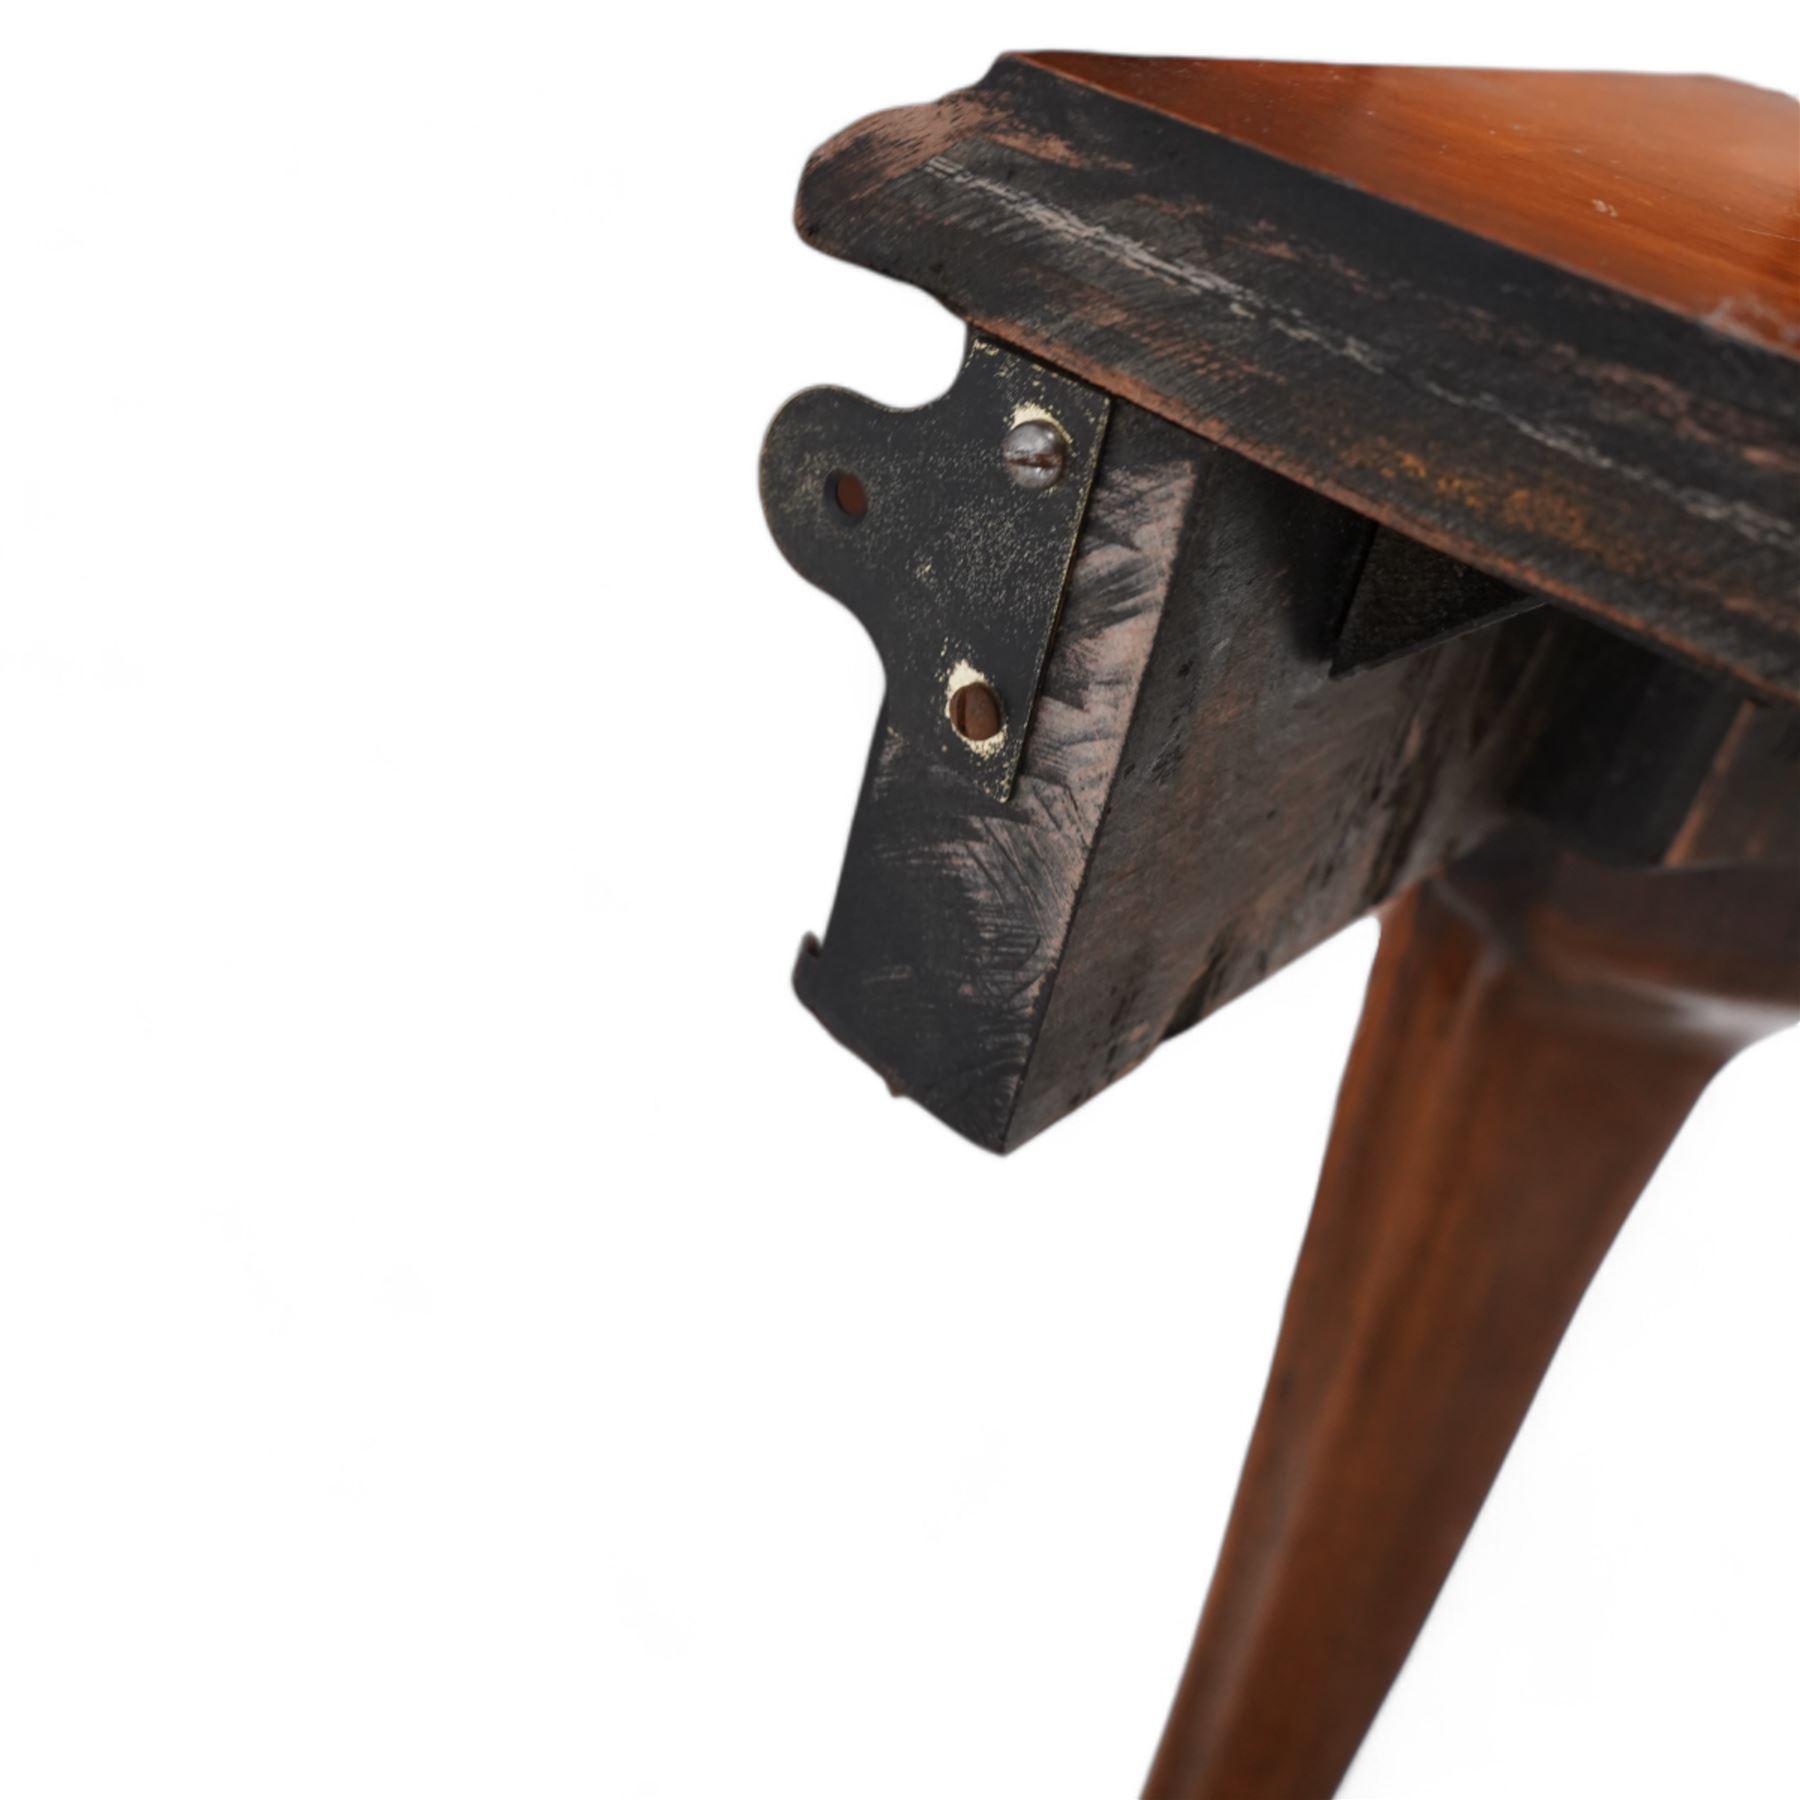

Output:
xmin=1026 ymin=57 xmax=1800 ymax=355
xmin=769 ymin=58 xmax=1800 ymax=1787
xmin=1140 ymin=836 xmax=1799 ymax=1800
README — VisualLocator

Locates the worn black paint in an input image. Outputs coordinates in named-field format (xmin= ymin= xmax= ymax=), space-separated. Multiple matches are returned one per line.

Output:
xmin=766 ymin=62 xmax=1800 ymax=1152
xmin=796 ymin=56 xmax=1800 ymax=704
xmin=761 ymin=332 xmax=1108 ymax=803
xmin=1332 ymin=529 xmax=1540 ymax=675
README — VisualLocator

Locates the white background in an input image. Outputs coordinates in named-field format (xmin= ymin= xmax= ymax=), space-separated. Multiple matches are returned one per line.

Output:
xmin=2 ymin=5 xmax=1795 ymax=1796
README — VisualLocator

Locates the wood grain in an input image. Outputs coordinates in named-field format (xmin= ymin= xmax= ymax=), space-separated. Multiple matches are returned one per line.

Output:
xmin=1140 ymin=833 xmax=1800 ymax=1800
xmin=790 ymin=401 xmax=1780 ymax=1151
xmin=1026 ymin=57 xmax=1800 ymax=355
xmin=795 ymin=402 xmax=1201 ymax=1147
xmin=1007 ymin=451 xmax=1555 ymax=1147
xmin=794 ymin=408 xmax=1598 ymax=1151
xmin=795 ymin=56 xmax=1800 ymax=702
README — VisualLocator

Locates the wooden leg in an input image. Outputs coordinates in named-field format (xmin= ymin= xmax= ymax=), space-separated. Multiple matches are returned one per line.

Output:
xmin=1140 ymin=837 xmax=1799 ymax=1800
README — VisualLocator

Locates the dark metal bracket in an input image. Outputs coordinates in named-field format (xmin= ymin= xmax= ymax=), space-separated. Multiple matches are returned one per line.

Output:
xmin=760 ymin=333 xmax=1110 ymax=801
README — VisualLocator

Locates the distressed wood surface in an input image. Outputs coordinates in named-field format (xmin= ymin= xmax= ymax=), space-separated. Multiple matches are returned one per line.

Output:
xmin=770 ymin=61 xmax=1800 ymax=1795
xmin=795 ymin=55 xmax=1800 ymax=703
xmin=760 ymin=333 xmax=1111 ymax=803
xmin=1027 ymin=57 xmax=1800 ymax=353
xmin=1665 ymin=699 xmax=1800 ymax=867
xmin=1007 ymin=451 xmax=1556 ymax=1147
xmin=1139 ymin=833 xmax=1800 ymax=1800
xmin=795 ymin=402 xmax=1200 ymax=1148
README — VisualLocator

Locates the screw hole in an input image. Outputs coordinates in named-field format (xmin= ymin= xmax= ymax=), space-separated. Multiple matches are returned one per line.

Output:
xmin=948 ymin=680 xmax=1003 ymax=744
xmin=827 ymin=470 xmax=868 ymax=522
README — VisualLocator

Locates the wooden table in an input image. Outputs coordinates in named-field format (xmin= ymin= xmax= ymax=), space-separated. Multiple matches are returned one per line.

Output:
xmin=760 ymin=57 xmax=1799 ymax=1798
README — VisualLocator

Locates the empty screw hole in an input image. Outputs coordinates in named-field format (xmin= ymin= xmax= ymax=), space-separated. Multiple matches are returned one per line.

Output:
xmin=828 ymin=470 xmax=868 ymax=521
xmin=949 ymin=681 xmax=1003 ymax=743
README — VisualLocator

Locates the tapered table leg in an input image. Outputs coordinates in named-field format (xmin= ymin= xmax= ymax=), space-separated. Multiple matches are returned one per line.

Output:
xmin=1141 ymin=836 xmax=1799 ymax=1800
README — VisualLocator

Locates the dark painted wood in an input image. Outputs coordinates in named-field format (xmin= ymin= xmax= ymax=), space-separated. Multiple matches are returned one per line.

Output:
xmin=794 ymin=401 xmax=1200 ymax=1148
xmin=1006 ymin=446 xmax=1555 ymax=1148
xmin=1141 ymin=832 xmax=1800 ymax=1800
xmin=787 ymin=398 xmax=1787 ymax=1151
xmin=796 ymin=56 xmax=1800 ymax=703
xmin=766 ymin=56 xmax=1800 ymax=1800
xmin=1329 ymin=527 xmax=1537 ymax=675
xmin=1505 ymin=613 xmax=1750 ymax=865
xmin=761 ymin=333 xmax=1110 ymax=803
xmin=794 ymin=405 xmax=1588 ymax=1151
xmin=1665 ymin=699 xmax=1800 ymax=867
xmin=1025 ymin=57 xmax=1800 ymax=353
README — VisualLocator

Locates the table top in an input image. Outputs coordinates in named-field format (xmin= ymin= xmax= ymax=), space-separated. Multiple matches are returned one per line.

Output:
xmin=794 ymin=56 xmax=1800 ymax=702
xmin=1023 ymin=57 xmax=1800 ymax=357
